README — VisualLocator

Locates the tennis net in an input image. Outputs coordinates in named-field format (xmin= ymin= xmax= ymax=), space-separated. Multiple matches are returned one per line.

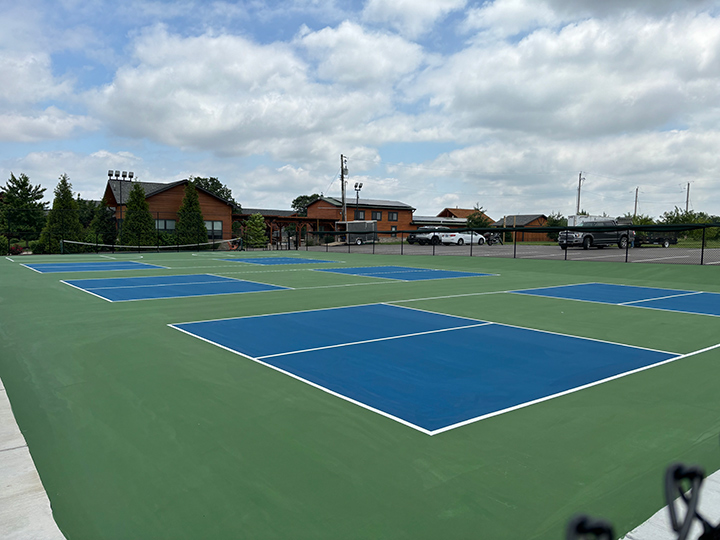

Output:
xmin=60 ymin=237 xmax=245 ymax=254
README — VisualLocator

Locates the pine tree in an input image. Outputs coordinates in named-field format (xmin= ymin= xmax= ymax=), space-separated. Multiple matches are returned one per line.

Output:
xmin=176 ymin=182 xmax=207 ymax=245
xmin=37 ymin=174 xmax=83 ymax=253
xmin=245 ymin=213 xmax=268 ymax=248
xmin=0 ymin=173 xmax=47 ymax=240
xmin=90 ymin=196 xmax=118 ymax=245
xmin=119 ymin=183 xmax=156 ymax=246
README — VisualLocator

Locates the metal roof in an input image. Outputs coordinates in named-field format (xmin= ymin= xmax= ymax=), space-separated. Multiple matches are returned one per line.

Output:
xmin=320 ymin=196 xmax=415 ymax=211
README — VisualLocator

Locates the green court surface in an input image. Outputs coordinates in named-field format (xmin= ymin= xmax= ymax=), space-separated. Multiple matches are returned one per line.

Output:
xmin=1 ymin=251 xmax=720 ymax=539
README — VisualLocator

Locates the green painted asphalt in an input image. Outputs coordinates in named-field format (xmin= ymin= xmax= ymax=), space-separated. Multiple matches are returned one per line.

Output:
xmin=1 ymin=252 xmax=719 ymax=539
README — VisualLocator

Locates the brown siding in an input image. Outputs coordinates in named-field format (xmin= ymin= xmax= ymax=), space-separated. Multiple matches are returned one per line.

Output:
xmin=307 ymin=200 xmax=415 ymax=235
xmin=108 ymin=181 xmax=233 ymax=240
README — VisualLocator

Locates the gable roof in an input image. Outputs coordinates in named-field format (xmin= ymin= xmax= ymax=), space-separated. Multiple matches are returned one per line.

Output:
xmin=106 ymin=179 xmax=235 ymax=207
xmin=314 ymin=196 xmax=415 ymax=211
xmin=493 ymin=214 xmax=547 ymax=227
xmin=437 ymin=208 xmax=476 ymax=218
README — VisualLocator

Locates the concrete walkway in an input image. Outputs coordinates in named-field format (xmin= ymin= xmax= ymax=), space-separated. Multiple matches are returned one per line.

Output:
xmin=622 ymin=468 xmax=720 ymax=540
xmin=0 ymin=377 xmax=66 ymax=540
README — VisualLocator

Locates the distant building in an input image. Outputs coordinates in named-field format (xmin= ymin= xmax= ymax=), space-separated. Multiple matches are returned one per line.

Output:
xmin=306 ymin=196 xmax=415 ymax=238
xmin=103 ymin=178 xmax=235 ymax=240
xmin=493 ymin=214 xmax=550 ymax=242
xmin=412 ymin=208 xmax=494 ymax=229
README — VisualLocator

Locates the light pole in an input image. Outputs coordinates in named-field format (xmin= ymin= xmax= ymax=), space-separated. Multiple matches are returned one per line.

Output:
xmin=109 ymin=169 xmax=134 ymax=238
xmin=354 ymin=182 xmax=363 ymax=219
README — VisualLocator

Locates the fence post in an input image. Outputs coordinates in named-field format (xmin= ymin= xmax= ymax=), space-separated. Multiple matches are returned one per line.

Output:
xmin=625 ymin=229 xmax=630 ymax=263
xmin=701 ymin=227 xmax=706 ymax=265
xmin=470 ymin=231 xmax=474 ymax=257
xmin=401 ymin=233 xmax=404 ymax=255
xmin=513 ymin=229 xmax=517 ymax=258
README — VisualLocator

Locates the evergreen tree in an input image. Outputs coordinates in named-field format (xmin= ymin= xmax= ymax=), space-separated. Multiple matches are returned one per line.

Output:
xmin=245 ymin=213 xmax=268 ymax=248
xmin=0 ymin=173 xmax=47 ymax=240
xmin=76 ymin=196 xmax=99 ymax=229
xmin=38 ymin=174 xmax=83 ymax=253
xmin=176 ymin=182 xmax=207 ymax=245
xmin=119 ymin=183 xmax=156 ymax=246
xmin=466 ymin=204 xmax=492 ymax=229
xmin=90 ymin=196 xmax=118 ymax=245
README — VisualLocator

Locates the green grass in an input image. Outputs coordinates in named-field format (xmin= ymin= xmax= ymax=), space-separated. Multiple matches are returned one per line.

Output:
xmin=2 ymin=252 xmax=720 ymax=539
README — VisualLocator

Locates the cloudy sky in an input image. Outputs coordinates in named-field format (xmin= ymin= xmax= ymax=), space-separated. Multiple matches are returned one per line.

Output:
xmin=1 ymin=0 xmax=719 ymax=220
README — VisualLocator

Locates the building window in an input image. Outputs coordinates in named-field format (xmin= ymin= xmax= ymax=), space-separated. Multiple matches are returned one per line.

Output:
xmin=388 ymin=212 xmax=398 ymax=222
xmin=205 ymin=220 xmax=223 ymax=240
xmin=155 ymin=219 xmax=176 ymax=231
xmin=371 ymin=211 xmax=382 ymax=221
xmin=354 ymin=210 xmax=365 ymax=220
xmin=390 ymin=225 xmax=397 ymax=238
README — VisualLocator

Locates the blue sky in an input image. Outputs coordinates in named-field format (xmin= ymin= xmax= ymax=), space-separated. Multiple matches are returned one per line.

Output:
xmin=2 ymin=0 xmax=720 ymax=219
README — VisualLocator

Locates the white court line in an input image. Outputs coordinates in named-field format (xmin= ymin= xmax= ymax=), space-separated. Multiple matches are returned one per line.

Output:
xmin=99 ymin=254 xmax=115 ymax=259
xmin=168 ymin=303 xmax=711 ymax=436
xmin=432 ymin=342 xmax=720 ymax=435
xmin=257 ymin=323 xmax=493 ymax=360
xmin=5 ymin=257 xmax=15 ymax=262
xmin=19 ymin=264 xmax=42 ymax=274
xmin=510 ymin=283 xmax=720 ymax=317
xmin=60 ymin=280 xmax=113 ymax=302
xmin=633 ymin=254 xmax=696 ymax=263
xmin=619 ymin=291 xmax=703 ymax=305
xmin=168 ymin=324 xmax=436 ymax=435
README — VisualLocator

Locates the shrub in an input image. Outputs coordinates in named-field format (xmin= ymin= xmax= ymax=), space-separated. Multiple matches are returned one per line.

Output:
xmin=9 ymin=244 xmax=24 ymax=255
xmin=0 ymin=236 xmax=8 ymax=255
xmin=28 ymin=240 xmax=41 ymax=253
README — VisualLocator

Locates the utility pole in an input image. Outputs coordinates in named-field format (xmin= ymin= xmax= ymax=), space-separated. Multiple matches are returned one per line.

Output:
xmin=686 ymin=182 xmax=690 ymax=212
xmin=576 ymin=172 xmax=585 ymax=215
xmin=340 ymin=154 xmax=348 ymax=222
xmin=634 ymin=187 xmax=639 ymax=217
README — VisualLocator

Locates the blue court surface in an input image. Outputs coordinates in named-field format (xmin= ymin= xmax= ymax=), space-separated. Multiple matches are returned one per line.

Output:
xmin=314 ymin=266 xmax=494 ymax=281
xmin=220 ymin=257 xmax=332 ymax=265
xmin=22 ymin=261 xmax=166 ymax=273
xmin=513 ymin=283 xmax=720 ymax=317
xmin=63 ymin=274 xmax=288 ymax=302
xmin=171 ymin=304 xmax=678 ymax=434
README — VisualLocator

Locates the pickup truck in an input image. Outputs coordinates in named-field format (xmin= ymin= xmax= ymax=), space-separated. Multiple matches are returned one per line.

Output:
xmin=558 ymin=220 xmax=634 ymax=250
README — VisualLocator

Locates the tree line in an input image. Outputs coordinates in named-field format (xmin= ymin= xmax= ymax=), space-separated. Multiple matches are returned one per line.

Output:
xmin=0 ymin=173 xmax=270 ymax=254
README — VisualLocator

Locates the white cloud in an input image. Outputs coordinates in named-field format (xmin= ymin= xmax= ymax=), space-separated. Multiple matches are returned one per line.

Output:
xmin=362 ymin=0 xmax=467 ymax=38
xmin=299 ymin=21 xmax=424 ymax=87
xmin=0 ymin=108 xmax=98 ymax=142
xmin=413 ymin=13 xmax=720 ymax=139
xmin=90 ymin=26 xmax=405 ymax=163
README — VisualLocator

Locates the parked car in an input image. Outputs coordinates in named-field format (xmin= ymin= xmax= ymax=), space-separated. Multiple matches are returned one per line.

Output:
xmin=410 ymin=226 xmax=448 ymax=245
xmin=440 ymin=231 xmax=485 ymax=245
xmin=558 ymin=220 xmax=634 ymax=250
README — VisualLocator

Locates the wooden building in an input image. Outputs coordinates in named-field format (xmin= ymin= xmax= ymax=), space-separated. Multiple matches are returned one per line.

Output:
xmin=306 ymin=196 xmax=415 ymax=237
xmin=493 ymin=214 xmax=550 ymax=242
xmin=103 ymin=179 xmax=235 ymax=240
